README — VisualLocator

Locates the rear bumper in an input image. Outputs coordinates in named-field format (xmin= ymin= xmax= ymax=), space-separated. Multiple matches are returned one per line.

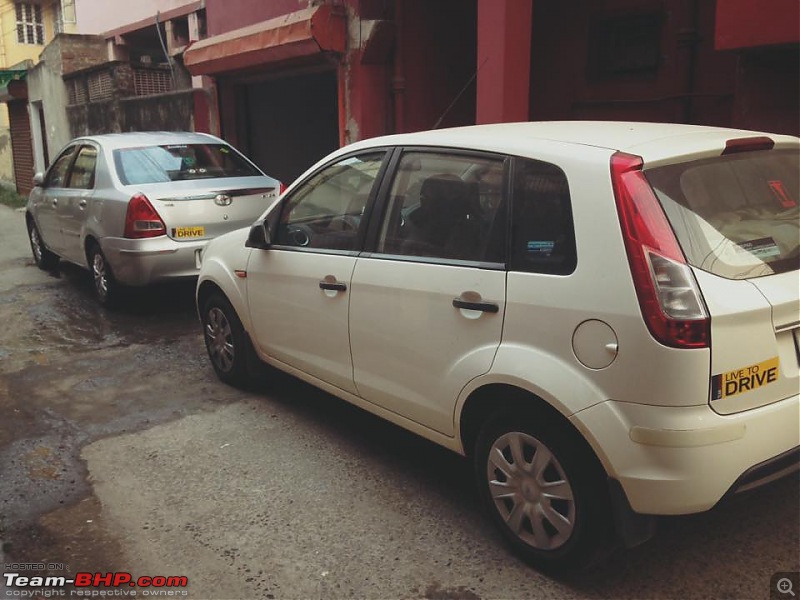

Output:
xmin=100 ymin=236 xmax=207 ymax=286
xmin=572 ymin=394 xmax=800 ymax=515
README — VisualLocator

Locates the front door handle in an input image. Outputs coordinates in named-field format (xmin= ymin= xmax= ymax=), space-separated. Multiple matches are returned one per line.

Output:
xmin=453 ymin=296 xmax=499 ymax=313
xmin=79 ymin=199 xmax=88 ymax=209
xmin=52 ymin=198 xmax=58 ymax=206
xmin=319 ymin=275 xmax=347 ymax=292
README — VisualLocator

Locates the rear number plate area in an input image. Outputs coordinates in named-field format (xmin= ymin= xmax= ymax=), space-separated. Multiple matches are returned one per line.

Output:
xmin=173 ymin=226 xmax=205 ymax=239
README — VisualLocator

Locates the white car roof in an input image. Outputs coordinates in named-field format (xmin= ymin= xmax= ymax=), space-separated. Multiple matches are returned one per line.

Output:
xmin=343 ymin=121 xmax=799 ymax=165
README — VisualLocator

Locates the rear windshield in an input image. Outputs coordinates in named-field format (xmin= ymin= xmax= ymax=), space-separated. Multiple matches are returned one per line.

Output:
xmin=646 ymin=149 xmax=799 ymax=279
xmin=114 ymin=143 xmax=261 ymax=185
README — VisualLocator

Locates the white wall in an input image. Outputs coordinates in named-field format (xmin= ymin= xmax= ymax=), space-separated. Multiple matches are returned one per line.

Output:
xmin=75 ymin=0 xmax=194 ymax=34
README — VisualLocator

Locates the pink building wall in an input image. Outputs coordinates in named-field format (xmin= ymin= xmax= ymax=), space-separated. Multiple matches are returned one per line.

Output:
xmin=75 ymin=0 xmax=195 ymax=34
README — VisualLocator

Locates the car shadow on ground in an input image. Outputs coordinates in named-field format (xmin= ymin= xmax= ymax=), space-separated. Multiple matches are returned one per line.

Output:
xmin=54 ymin=261 xmax=198 ymax=316
xmin=246 ymin=367 xmax=799 ymax=597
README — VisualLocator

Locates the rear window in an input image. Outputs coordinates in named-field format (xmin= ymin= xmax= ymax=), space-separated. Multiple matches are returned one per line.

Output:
xmin=113 ymin=143 xmax=261 ymax=185
xmin=646 ymin=149 xmax=799 ymax=279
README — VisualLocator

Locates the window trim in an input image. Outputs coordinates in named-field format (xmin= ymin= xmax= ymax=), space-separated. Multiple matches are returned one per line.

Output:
xmin=268 ymin=147 xmax=395 ymax=255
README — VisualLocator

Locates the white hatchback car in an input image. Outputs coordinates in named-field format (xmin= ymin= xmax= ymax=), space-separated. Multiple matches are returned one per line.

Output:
xmin=26 ymin=131 xmax=282 ymax=305
xmin=196 ymin=122 xmax=799 ymax=571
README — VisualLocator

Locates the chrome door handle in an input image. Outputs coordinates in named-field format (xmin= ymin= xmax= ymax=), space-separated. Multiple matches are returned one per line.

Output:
xmin=79 ymin=199 xmax=88 ymax=209
xmin=52 ymin=198 xmax=58 ymax=206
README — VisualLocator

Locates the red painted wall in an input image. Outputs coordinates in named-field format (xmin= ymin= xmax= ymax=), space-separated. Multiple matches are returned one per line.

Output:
xmin=716 ymin=0 xmax=800 ymax=49
xmin=205 ymin=0 xmax=306 ymax=36
xmin=397 ymin=0 xmax=477 ymax=133
xmin=530 ymin=0 xmax=738 ymax=126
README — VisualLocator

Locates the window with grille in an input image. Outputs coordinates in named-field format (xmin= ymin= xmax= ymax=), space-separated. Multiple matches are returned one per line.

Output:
xmin=54 ymin=2 xmax=64 ymax=34
xmin=133 ymin=69 xmax=174 ymax=96
xmin=67 ymin=79 xmax=87 ymax=105
xmin=16 ymin=3 xmax=44 ymax=45
xmin=87 ymin=71 xmax=113 ymax=102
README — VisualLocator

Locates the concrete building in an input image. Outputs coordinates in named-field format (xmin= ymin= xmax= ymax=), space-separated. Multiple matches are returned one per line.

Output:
xmin=0 ymin=0 xmax=77 ymax=190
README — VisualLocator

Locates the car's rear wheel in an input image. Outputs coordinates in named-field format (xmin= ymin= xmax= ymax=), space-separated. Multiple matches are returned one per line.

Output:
xmin=27 ymin=218 xmax=59 ymax=270
xmin=201 ymin=293 xmax=255 ymax=388
xmin=474 ymin=409 xmax=613 ymax=573
xmin=88 ymin=243 xmax=118 ymax=306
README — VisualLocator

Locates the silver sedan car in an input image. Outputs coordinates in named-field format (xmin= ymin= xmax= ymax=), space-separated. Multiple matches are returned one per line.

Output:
xmin=25 ymin=131 xmax=282 ymax=305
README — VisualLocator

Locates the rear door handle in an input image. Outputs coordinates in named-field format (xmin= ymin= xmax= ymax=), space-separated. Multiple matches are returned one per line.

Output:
xmin=453 ymin=297 xmax=499 ymax=313
xmin=79 ymin=199 xmax=87 ymax=209
xmin=52 ymin=198 xmax=58 ymax=206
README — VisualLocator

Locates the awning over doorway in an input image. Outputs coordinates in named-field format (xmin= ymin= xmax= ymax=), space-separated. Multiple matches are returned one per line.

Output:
xmin=0 ymin=70 xmax=27 ymax=103
xmin=183 ymin=5 xmax=346 ymax=76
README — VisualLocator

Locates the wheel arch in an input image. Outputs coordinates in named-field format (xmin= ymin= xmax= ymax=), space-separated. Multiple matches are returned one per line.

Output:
xmin=457 ymin=383 xmax=608 ymax=477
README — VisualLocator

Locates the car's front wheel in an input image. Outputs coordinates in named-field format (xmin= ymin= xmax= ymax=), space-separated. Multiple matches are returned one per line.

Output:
xmin=474 ymin=409 xmax=613 ymax=573
xmin=27 ymin=218 xmax=59 ymax=270
xmin=201 ymin=293 xmax=256 ymax=388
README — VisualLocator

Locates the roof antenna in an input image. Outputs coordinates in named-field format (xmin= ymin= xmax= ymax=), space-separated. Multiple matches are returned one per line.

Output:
xmin=433 ymin=56 xmax=488 ymax=129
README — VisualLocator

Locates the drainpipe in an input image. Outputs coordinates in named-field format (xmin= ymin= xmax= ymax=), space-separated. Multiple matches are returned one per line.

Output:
xmin=392 ymin=0 xmax=405 ymax=133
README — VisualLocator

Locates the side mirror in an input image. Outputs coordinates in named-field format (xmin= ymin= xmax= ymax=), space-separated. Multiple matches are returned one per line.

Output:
xmin=33 ymin=172 xmax=44 ymax=187
xmin=245 ymin=220 xmax=271 ymax=249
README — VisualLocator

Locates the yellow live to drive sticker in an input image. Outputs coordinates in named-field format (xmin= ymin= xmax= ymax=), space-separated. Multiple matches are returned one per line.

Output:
xmin=711 ymin=356 xmax=780 ymax=400
xmin=173 ymin=226 xmax=205 ymax=239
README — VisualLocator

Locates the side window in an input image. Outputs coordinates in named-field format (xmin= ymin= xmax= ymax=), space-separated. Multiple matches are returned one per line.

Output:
xmin=510 ymin=158 xmax=576 ymax=275
xmin=275 ymin=152 xmax=385 ymax=251
xmin=377 ymin=152 xmax=506 ymax=263
xmin=67 ymin=145 xmax=98 ymax=189
xmin=45 ymin=145 xmax=78 ymax=188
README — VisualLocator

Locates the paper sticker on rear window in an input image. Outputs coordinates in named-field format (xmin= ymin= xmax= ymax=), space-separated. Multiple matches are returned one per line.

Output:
xmin=527 ymin=240 xmax=555 ymax=256
xmin=711 ymin=356 xmax=779 ymax=400
xmin=735 ymin=237 xmax=781 ymax=260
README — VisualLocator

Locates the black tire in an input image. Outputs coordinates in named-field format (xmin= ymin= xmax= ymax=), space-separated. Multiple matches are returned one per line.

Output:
xmin=474 ymin=409 xmax=613 ymax=573
xmin=201 ymin=293 xmax=257 ymax=388
xmin=88 ymin=243 xmax=118 ymax=306
xmin=27 ymin=218 xmax=59 ymax=270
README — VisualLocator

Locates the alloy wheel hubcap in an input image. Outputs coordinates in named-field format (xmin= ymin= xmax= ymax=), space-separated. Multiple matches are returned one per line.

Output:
xmin=30 ymin=227 xmax=42 ymax=262
xmin=92 ymin=253 xmax=108 ymax=299
xmin=205 ymin=307 xmax=234 ymax=372
xmin=487 ymin=431 xmax=576 ymax=550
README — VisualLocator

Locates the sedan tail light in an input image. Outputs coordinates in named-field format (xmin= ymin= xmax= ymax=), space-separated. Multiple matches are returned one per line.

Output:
xmin=124 ymin=193 xmax=166 ymax=239
xmin=611 ymin=152 xmax=709 ymax=349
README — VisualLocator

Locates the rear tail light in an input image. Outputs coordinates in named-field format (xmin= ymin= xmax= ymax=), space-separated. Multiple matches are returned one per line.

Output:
xmin=124 ymin=193 xmax=166 ymax=239
xmin=611 ymin=152 xmax=709 ymax=349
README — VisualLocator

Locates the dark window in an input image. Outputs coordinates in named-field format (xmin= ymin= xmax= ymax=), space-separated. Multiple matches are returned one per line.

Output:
xmin=45 ymin=146 xmax=78 ymax=188
xmin=589 ymin=12 xmax=663 ymax=80
xmin=275 ymin=152 xmax=385 ymax=252
xmin=377 ymin=152 xmax=506 ymax=263
xmin=113 ymin=144 xmax=261 ymax=185
xmin=67 ymin=146 xmax=98 ymax=189
xmin=510 ymin=158 xmax=576 ymax=275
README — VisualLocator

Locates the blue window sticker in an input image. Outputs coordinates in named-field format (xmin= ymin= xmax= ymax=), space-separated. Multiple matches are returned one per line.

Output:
xmin=527 ymin=240 xmax=555 ymax=256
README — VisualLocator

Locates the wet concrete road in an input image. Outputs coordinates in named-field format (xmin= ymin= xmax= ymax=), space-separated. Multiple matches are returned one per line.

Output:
xmin=0 ymin=203 xmax=798 ymax=600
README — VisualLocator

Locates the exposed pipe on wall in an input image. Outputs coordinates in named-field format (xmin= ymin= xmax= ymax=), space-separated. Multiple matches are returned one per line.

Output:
xmin=392 ymin=0 xmax=405 ymax=133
